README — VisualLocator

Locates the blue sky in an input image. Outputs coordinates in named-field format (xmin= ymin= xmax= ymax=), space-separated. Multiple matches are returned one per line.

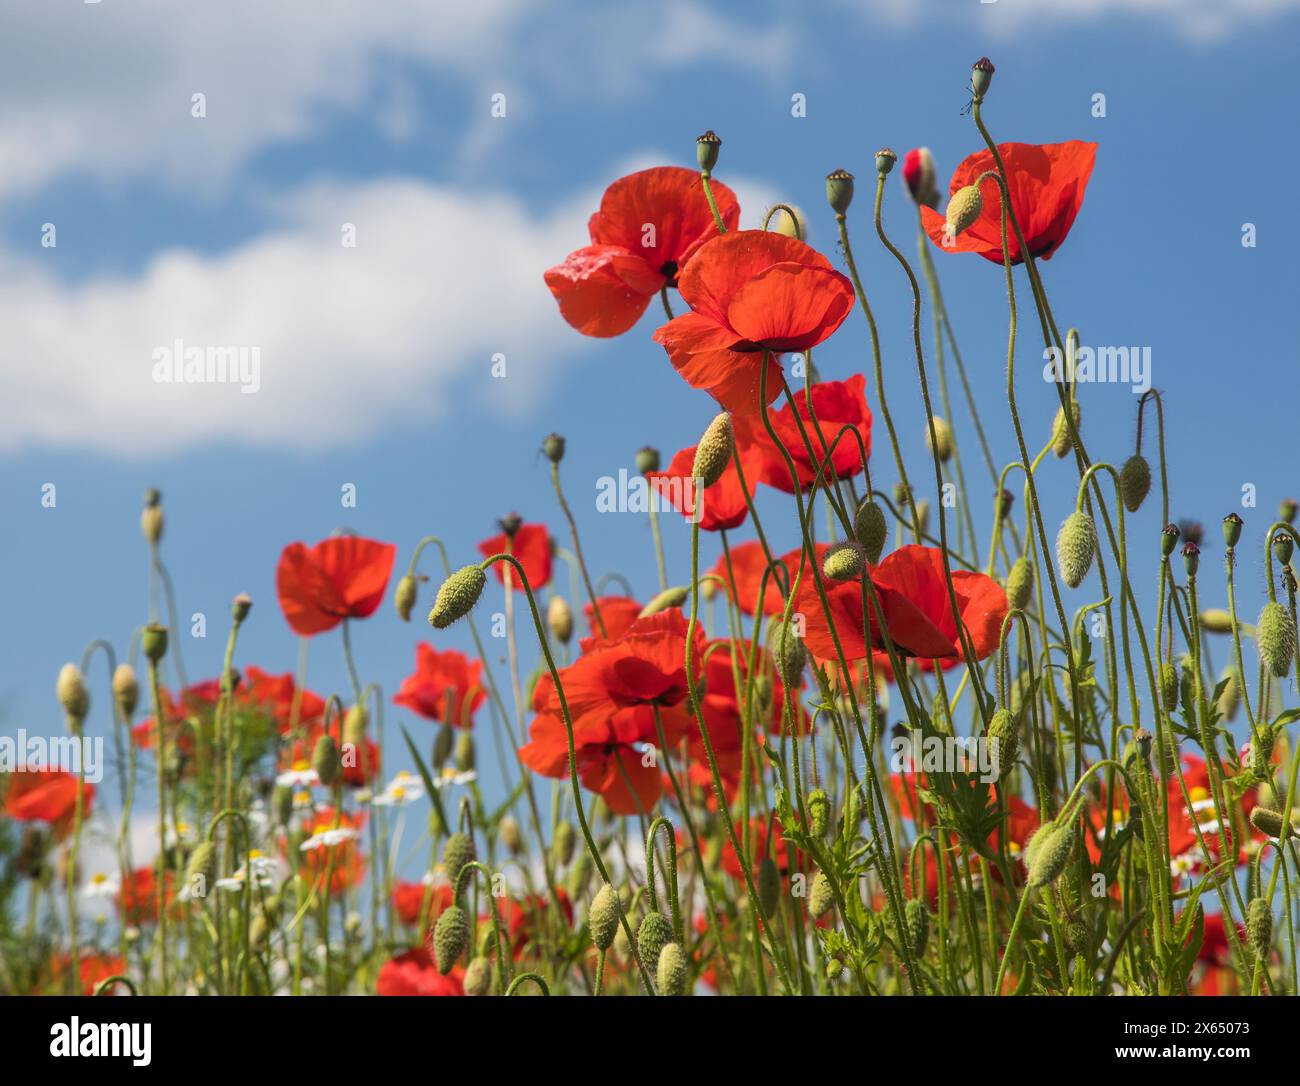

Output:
xmin=3 ymin=0 xmax=1299 ymax=836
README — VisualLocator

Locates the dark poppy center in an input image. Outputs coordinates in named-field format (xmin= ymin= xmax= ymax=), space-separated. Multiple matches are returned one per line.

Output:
xmin=659 ymin=260 xmax=678 ymax=284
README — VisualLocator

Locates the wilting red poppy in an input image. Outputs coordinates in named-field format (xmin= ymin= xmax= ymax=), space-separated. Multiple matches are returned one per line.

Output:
xmin=376 ymin=948 xmax=464 ymax=996
xmin=478 ymin=522 xmax=552 ymax=590
xmin=3 ymin=768 xmax=95 ymax=836
xmin=713 ymin=542 xmax=824 ymax=618
xmin=118 ymin=866 xmax=177 ymax=926
xmin=45 ymin=951 xmax=128 ymax=996
xmin=799 ymin=545 xmax=1007 ymax=664
xmin=545 ymin=166 xmax=739 ymax=337
xmin=394 ymin=645 xmax=486 ymax=728
xmin=654 ymin=231 xmax=855 ymax=417
xmin=647 ymin=438 xmax=765 ymax=532
xmin=585 ymin=595 xmax=643 ymax=639
xmin=392 ymin=880 xmax=455 ymax=927
xmin=276 ymin=536 xmax=397 ymax=636
xmin=920 ymin=141 xmax=1096 ymax=265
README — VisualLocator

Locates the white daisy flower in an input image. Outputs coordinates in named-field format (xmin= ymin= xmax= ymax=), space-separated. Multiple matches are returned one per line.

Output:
xmin=277 ymin=760 xmax=320 ymax=789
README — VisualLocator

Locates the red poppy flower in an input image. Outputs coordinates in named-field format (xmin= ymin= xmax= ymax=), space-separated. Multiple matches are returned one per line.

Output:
xmin=585 ymin=595 xmax=643 ymax=639
xmin=735 ymin=374 xmax=873 ymax=494
xmin=130 ymin=680 xmax=216 ymax=761
xmin=920 ymin=141 xmax=1097 ymax=265
xmin=654 ymin=231 xmax=855 ymax=417
xmin=503 ymin=890 xmax=574 ymax=958
xmin=376 ymin=948 xmax=464 ymax=996
xmin=713 ymin=542 xmax=823 ymax=618
xmin=276 ymin=536 xmax=397 ymax=636
xmin=297 ymin=808 xmax=366 ymax=892
xmin=721 ymin=816 xmax=801 ymax=880
xmin=3 ymin=768 xmax=95 ymax=836
xmin=242 ymin=666 xmax=327 ymax=733
xmin=478 ymin=522 xmax=552 ymax=590
xmin=45 ymin=952 xmax=129 ymax=996
xmin=394 ymin=645 xmax=486 ymax=728
xmin=545 ymin=167 xmax=739 ymax=337
xmin=392 ymin=880 xmax=455 ymax=927
xmin=647 ymin=438 xmax=765 ymax=532
xmin=118 ymin=866 xmax=177 ymax=926
xmin=799 ymin=545 xmax=1007 ymax=664
xmin=1165 ymin=754 xmax=1256 ymax=868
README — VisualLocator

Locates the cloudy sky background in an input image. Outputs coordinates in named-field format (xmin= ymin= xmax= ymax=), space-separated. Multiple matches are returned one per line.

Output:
xmin=2 ymin=1 xmax=1298 ymax=848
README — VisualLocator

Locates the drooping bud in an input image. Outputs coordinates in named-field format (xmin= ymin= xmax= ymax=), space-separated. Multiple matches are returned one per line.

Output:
xmin=807 ymin=788 xmax=831 ymax=838
xmin=769 ymin=618 xmax=806 ymax=687
xmin=394 ymin=574 xmax=418 ymax=622
xmin=185 ymin=841 xmax=216 ymax=887
xmin=696 ymin=130 xmax=721 ymax=173
xmin=547 ymin=595 xmax=573 ymax=644
xmin=312 ymin=734 xmax=339 ymax=787
xmin=1280 ymin=497 xmax=1298 ymax=524
xmin=1119 ymin=455 xmax=1151 ymax=513
xmin=769 ymin=205 xmax=807 ymax=241
xmin=915 ymin=499 xmax=930 ymax=535
xmin=809 ymin=871 xmax=835 ymax=919
xmin=995 ymin=487 xmax=1015 ymax=521
xmin=442 ymin=832 xmax=476 ymax=887
xmin=1257 ymin=601 xmax=1297 ymax=678
xmin=1006 ymin=557 xmax=1034 ymax=611
xmin=1026 ymin=818 xmax=1075 ymax=888
xmin=640 ymin=586 xmax=689 ymax=616
xmin=874 ymin=147 xmax=897 ymax=176
xmin=970 ymin=57 xmax=996 ymax=98
xmin=463 ymin=955 xmax=493 ymax=996
xmin=853 ymin=499 xmax=888 ymax=564
xmin=1051 ymin=400 xmax=1081 ymax=458
xmin=822 ymin=541 xmax=865 ymax=581
xmin=943 ymin=184 xmax=983 ymax=246
xmin=552 ymin=821 xmax=576 ymax=868
xmin=432 ymin=723 xmax=454 ymax=769
xmin=637 ymin=910 xmax=673 ymax=972
xmin=925 ymin=417 xmax=954 ymax=463
xmin=57 ymin=664 xmax=90 ymax=727
xmin=112 ymin=663 xmax=139 ymax=719
xmin=1199 ymin=609 xmax=1234 ymax=634
xmin=1250 ymin=807 xmax=1292 ymax=841
xmin=1222 ymin=512 xmax=1243 ymax=549
xmin=692 ymin=412 xmax=733 ymax=488
xmin=429 ymin=565 xmax=487 ymax=629
xmin=1247 ymin=897 xmax=1272 ymax=961
xmin=757 ymin=856 xmax=781 ymax=916
xmin=499 ymin=815 xmax=522 ymax=856
xmin=636 ymin=446 xmax=661 ymax=475
xmin=656 ymin=941 xmax=689 ymax=996
xmin=542 ymin=433 xmax=565 ymax=464
xmin=904 ymin=898 xmax=930 ymax=956
xmin=902 ymin=147 xmax=940 ymax=210
xmin=141 ymin=488 xmax=164 ymax=544
xmin=454 ymin=730 xmax=475 ymax=772
xmin=589 ymin=883 xmax=621 ymax=951
xmin=273 ymin=784 xmax=294 ymax=827
xmin=431 ymin=904 xmax=469 ymax=974
xmin=825 ymin=168 xmax=855 ymax=215
xmin=1160 ymin=661 xmax=1179 ymax=711
xmin=343 ymin=702 xmax=368 ymax=749
xmin=987 ymin=708 xmax=1018 ymax=778
xmin=1056 ymin=511 xmax=1096 ymax=589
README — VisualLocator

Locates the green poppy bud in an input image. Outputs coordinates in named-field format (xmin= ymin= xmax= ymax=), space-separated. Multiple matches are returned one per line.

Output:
xmin=1257 ymin=601 xmax=1296 ymax=678
xmin=1247 ymin=897 xmax=1272 ymax=961
xmin=925 ymin=417 xmax=954 ymax=463
xmin=589 ymin=883 xmax=621 ymax=951
xmin=142 ymin=622 xmax=169 ymax=663
xmin=807 ymin=788 xmax=831 ymax=838
xmin=1161 ymin=523 xmax=1180 ymax=558
xmin=987 ymin=708 xmax=1018 ymax=778
xmin=971 ymin=56 xmax=995 ymax=97
xmin=429 ymin=565 xmax=487 ymax=629
xmin=442 ymin=832 xmax=476 ymax=887
xmin=1026 ymin=818 xmax=1075 ymax=888
xmin=57 ymin=663 xmax=90 ymax=727
xmin=1051 ymin=400 xmax=1081 ymax=458
xmin=1006 ymin=557 xmax=1034 ymax=611
xmin=640 ymin=586 xmax=690 ymax=616
xmin=1056 ymin=511 xmax=1095 ymax=589
xmin=547 ymin=595 xmax=573 ymax=644
xmin=464 ymin=955 xmax=493 ymax=996
xmin=853 ymin=499 xmax=888 ymax=564
xmin=757 ymin=856 xmax=781 ymax=917
xmin=1250 ymin=807 xmax=1292 ymax=841
xmin=394 ymin=574 xmax=418 ymax=622
xmin=636 ymin=446 xmax=661 ymax=475
xmin=692 ymin=412 xmax=733 ymax=488
xmin=822 ymin=541 xmax=865 ymax=581
xmin=552 ymin=821 xmax=576 ymax=868
xmin=1273 ymin=531 xmax=1294 ymax=567
xmin=769 ymin=618 xmax=806 ymax=688
xmin=1119 ymin=454 xmax=1151 ymax=513
xmin=943 ymin=183 xmax=983 ymax=246
xmin=312 ymin=734 xmax=339 ymax=788
xmin=431 ymin=904 xmax=469 ymax=974
xmin=904 ymin=898 xmax=930 ymax=956
xmin=638 ymin=910 xmax=673 ymax=972
xmin=656 ymin=941 xmax=689 ymax=996
xmin=809 ymin=871 xmax=835 ymax=919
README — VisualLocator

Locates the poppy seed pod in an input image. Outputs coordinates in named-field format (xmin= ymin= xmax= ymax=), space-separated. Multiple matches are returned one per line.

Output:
xmin=692 ymin=412 xmax=733 ymax=488
xmin=769 ymin=617 xmax=807 ymax=687
xmin=656 ymin=941 xmax=689 ymax=996
xmin=589 ymin=883 xmax=621 ymax=951
xmin=431 ymin=904 xmax=469 ymax=974
xmin=757 ymin=856 xmax=781 ymax=917
xmin=442 ymin=832 xmax=476 ymax=886
xmin=1182 ymin=541 xmax=1200 ymax=579
xmin=1199 ymin=609 xmax=1234 ymax=634
xmin=943 ymin=183 xmax=983 ymax=246
xmin=807 ymin=788 xmax=831 ymax=838
xmin=428 ymin=565 xmax=487 ymax=629
xmin=810 ymin=871 xmax=835 ymax=919
xmin=1056 ymin=511 xmax=1096 ymax=589
xmin=1026 ymin=818 xmax=1075 ymax=888
xmin=636 ymin=446 xmax=661 ymax=475
xmin=826 ymin=168 xmax=854 ymax=215
xmin=394 ymin=574 xmax=418 ymax=622
xmin=987 ymin=708 xmax=1018 ymax=778
xmin=875 ymin=147 xmax=897 ymax=176
xmin=57 ymin=663 xmax=90 ymax=726
xmin=971 ymin=56 xmax=996 ymax=97
xmin=638 ymin=910 xmax=673 ymax=972
xmin=854 ymin=498 xmax=888 ymax=564
xmin=1247 ymin=897 xmax=1272 ymax=961
xmin=995 ymin=487 xmax=1015 ymax=520
xmin=1006 ymin=556 xmax=1034 ymax=611
xmin=904 ymin=898 xmax=930 ymax=957
xmin=822 ymin=541 xmax=865 ymax=581
xmin=1280 ymin=497 xmax=1298 ymax=524
xmin=1160 ymin=661 xmax=1180 ymax=712
xmin=696 ymin=130 xmax=721 ymax=173
xmin=185 ymin=841 xmax=216 ymax=888
xmin=141 ymin=488 xmax=164 ymax=544
xmin=1050 ymin=400 xmax=1081 ymax=458
xmin=640 ymin=585 xmax=690 ymax=615
xmin=112 ymin=663 xmax=139 ymax=719
xmin=925 ymin=417 xmax=954 ymax=463
xmin=546 ymin=594 xmax=574 ymax=644
xmin=1222 ymin=512 xmax=1243 ymax=549
xmin=1273 ymin=531 xmax=1294 ymax=566
xmin=1250 ymin=806 xmax=1292 ymax=841
xmin=312 ymin=734 xmax=339 ymax=787
xmin=1161 ymin=523 xmax=1180 ymax=558
xmin=542 ymin=432 xmax=565 ymax=464
xmin=463 ymin=955 xmax=493 ymax=996
xmin=1119 ymin=454 xmax=1152 ymax=513
xmin=1256 ymin=601 xmax=1296 ymax=678
xmin=552 ymin=821 xmax=576 ymax=867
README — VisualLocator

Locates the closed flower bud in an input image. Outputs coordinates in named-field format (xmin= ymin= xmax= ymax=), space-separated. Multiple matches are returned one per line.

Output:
xmin=1064 ymin=919 xmax=1091 ymax=957
xmin=636 ymin=446 xmax=661 ymax=475
xmin=1199 ymin=609 xmax=1234 ymax=634
xmin=186 ymin=841 xmax=216 ymax=887
xmin=1119 ymin=454 xmax=1151 ymax=512
xmin=656 ymin=941 xmax=689 ymax=996
xmin=925 ymin=417 xmax=954 ymax=462
xmin=875 ymin=147 xmax=897 ymax=176
xmin=822 ymin=541 xmax=865 ymax=581
xmin=1247 ymin=897 xmax=1272 ymax=960
xmin=1056 ymin=511 xmax=1095 ymax=589
xmin=943 ymin=183 xmax=983 ymax=246
xmin=1182 ymin=541 xmax=1200 ymax=579
xmin=454 ymin=730 xmax=475 ymax=772
xmin=142 ymin=623 xmax=169 ymax=664
xmin=499 ymin=814 xmax=522 ymax=855
xmin=463 ymin=955 xmax=493 ymax=996
xmin=1250 ymin=806 xmax=1292 ymax=841
xmin=1273 ymin=531 xmax=1294 ymax=566
xmin=394 ymin=574 xmax=418 ymax=621
xmin=589 ymin=883 xmax=621 ymax=951
xmin=1257 ymin=601 xmax=1296 ymax=678
xmin=312 ymin=734 xmax=339 ymax=787
xmin=757 ymin=856 xmax=781 ymax=916
xmin=547 ymin=595 xmax=574 ymax=643
xmin=1160 ymin=661 xmax=1179 ymax=711
xmin=442 ymin=832 xmax=476 ymax=886
xmin=769 ymin=205 xmax=807 ymax=241
xmin=640 ymin=586 xmax=689 ymax=616
xmin=112 ymin=663 xmax=139 ymax=719
xmin=57 ymin=663 xmax=90 ymax=726
xmin=1026 ymin=818 xmax=1075 ymax=888
xmin=902 ymin=147 xmax=940 ymax=210
xmin=904 ymin=898 xmax=930 ymax=956
xmin=1006 ymin=557 xmax=1034 ymax=610
xmin=343 ymin=703 xmax=368 ymax=748
xmin=807 ymin=788 xmax=831 ymax=838
xmin=1217 ymin=665 xmax=1241 ymax=722
xmin=273 ymin=784 xmax=294 ymax=827
xmin=429 ymin=565 xmax=487 ymax=629
xmin=638 ymin=910 xmax=673 ymax=972
xmin=1222 ymin=512 xmax=1243 ymax=549
xmin=141 ymin=488 xmax=164 ymax=544
xmin=552 ymin=821 xmax=576 ymax=867
xmin=853 ymin=499 xmax=888 ymax=564
xmin=542 ymin=432 xmax=565 ymax=464
xmin=431 ymin=904 xmax=469 ymax=974
xmin=769 ymin=618 xmax=806 ymax=687
xmin=810 ymin=871 xmax=835 ymax=919
xmin=987 ymin=708 xmax=1018 ymax=778
xmin=825 ymin=168 xmax=855 ymax=215
xmin=693 ymin=412 xmax=733 ymax=488
xmin=971 ymin=56 xmax=995 ymax=97
xmin=432 ymin=723 xmax=454 ymax=769
xmin=1051 ymin=400 xmax=1081 ymax=458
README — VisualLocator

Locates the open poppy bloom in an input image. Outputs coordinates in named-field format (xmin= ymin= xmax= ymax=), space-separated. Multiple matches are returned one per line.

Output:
xmin=44 ymin=951 xmax=129 ymax=996
xmin=799 ymin=545 xmax=1007 ymax=664
xmin=735 ymin=373 xmax=873 ymax=494
xmin=394 ymin=645 xmax=485 ymax=728
xmin=118 ymin=866 xmax=177 ymax=926
xmin=721 ymin=816 xmax=801 ymax=881
xmin=585 ymin=595 xmax=643 ymax=639
xmin=712 ymin=542 xmax=826 ymax=618
xmin=376 ymin=948 xmax=464 ymax=996
xmin=503 ymin=889 xmax=574 ymax=958
xmin=545 ymin=166 xmax=739 ymax=337
xmin=647 ymin=438 xmax=766 ymax=532
xmin=242 ymin=666 xmax=328 ymax=734
xmin=276 ymin=536 xmax=397 ymax=636
xmin=3 ymin=768 xmax=95 ymax=836
xmin=392 ymin=880 xmax=454 ymax=927
xmin=920 ymin=141 xmax=1097 ymax=265
xmin=478 ymin=521 xmax=553 ymax=590
xmin=654 ymin=231 xmax=855 ymax=417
